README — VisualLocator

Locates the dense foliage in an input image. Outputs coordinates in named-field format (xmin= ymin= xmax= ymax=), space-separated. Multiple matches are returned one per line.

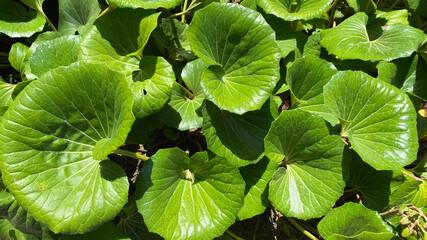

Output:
xmin=0 ymin=0 xmax=427 ymax=239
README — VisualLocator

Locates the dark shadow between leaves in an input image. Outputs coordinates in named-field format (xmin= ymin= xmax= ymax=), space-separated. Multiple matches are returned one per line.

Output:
xmin=100 ymin=160 xmax=128 ymax=182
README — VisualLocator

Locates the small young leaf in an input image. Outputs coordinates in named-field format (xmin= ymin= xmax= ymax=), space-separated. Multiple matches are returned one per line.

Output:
xmin=135 ymin=148 xmax=245 ymax=240
xmin=8 ymin=43 xmax=29 ymax=73
xmin=0 ymin=78 xmax=14 ymax=107
xmin=324 ymin=71 xmax=418 ymax=170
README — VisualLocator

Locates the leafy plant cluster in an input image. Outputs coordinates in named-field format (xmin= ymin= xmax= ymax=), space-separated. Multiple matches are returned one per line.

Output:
xmin=0 ymin=0 xmax=427 ymax=239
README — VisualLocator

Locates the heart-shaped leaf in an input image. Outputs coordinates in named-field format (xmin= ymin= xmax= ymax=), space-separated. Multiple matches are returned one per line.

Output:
xmin=258 ymin=0 xmax=333 ymax=21
xmin=287 ymin=55 xmax=339 ymax=124
xmin=131 ymin=56 xmax=175 ymax=119
xmin=203 ymin=99 xmax=276 ymax=167
xmin=0 ymin=0 xmax=46 ymax=38
xmin=58 ymin=0 xmax=101 ymax=35
xmin=343 ymin=149 xmax=393 ymax=211
xmin=320 ymin=12 xmax=425 ymax=61
xmin=324 ymin=71 xmax=418 ymax=170
xmin=238 ymin=157 xmax=278 ymax=220
xmin=135 ymin=148 xmax=245 ymax=240
xmin=107 ymin=0 xmax=182 ymax=9
xmin=29 ymin=35 xmax=80 ymax=77
xmin=318 ymin=202 xmax=395 ymax=240
xmin=157 ymin=59 xmax=207 ymax=130
xmin=188 ymin=3 xmax=281 ymax=114
xmin=264 ymin=109 xmax=345 ymax=220
xmin=0 ymin=61 xmax=134 ymax=234
xmin=95 ymin=8 xmax=160 ymax=56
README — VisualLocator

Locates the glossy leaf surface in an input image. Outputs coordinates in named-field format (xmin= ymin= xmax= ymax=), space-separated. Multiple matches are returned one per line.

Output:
xmin=188 ymin=3 xmax=281 ymax=114
xmin=324 ymin=71 xmax=418 ymax=170
xmin=136 ymin=148 xmax=245 ymax=240
xmin=258 ymin=0 xmax=333 ymax=21
xmin=0 ymin=62 xmax=134 ymax=234
xmin=58 ymin=0 xmax=101 ymax=35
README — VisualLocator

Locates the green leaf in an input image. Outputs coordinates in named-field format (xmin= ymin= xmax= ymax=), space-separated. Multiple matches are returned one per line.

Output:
xmin=264 ymin=109 xmax=345 ymax=219
xmin=107 ymin=0 xmax=182 ymax=9
xmin=238 ymin=157 xmax=278 ymax=220
xmin=132 ymin=56 xmax=175 ymax=119
xmin=408 ymin=0 xmax=427 ymax=16
xmin=203 ymin=99 xmax=276 ymax=167
xmin=343 ymin=149 xmax=393 ymax=211
xmin=152 ymin=18 xmax=195 ymax=60
xmin=135 ymin=148 xmax=245 ymax=240
xmin=58 ymin=0 xmax=101 ymax=35
xmin=0 ymin=0 xmax=46 ymax=38
xmin=116 ymin=198 xmax=162 ymax=240
xmin=95 ymin=8 xmax=159 ymax=56
xmin=0 ymin=78 xmax=14 ymax=107
xmin=59 ymin=222 xmax=130 ymax=240
xmin=287 ymin=55 xmax=339 ymax=125
xmin=324 ymin=71 xmax=418 ymax=170
xmin=0 ymin=219 xmax=38 ymax=240
xmin=320 ymin=12 xmax=425 ymax=61
xmin=157 ymin=59 xmax=207 ymax=130
xmin=188 ymin=3 xmax=281 ymax=114
xmin=78 ymin=26 xmax=139 ymax=76
xmin=376 ymin=61 xmax=396 ymax=84
xmin=19 ymin=0 xmax=44 ymax=12
xmin=258 ymin=0 xmax=333 ymax=21
xmin=29 ymin=35 xmax=80 ymax=77
xmin=8 ymin=43 xmax=29 ymax=73
xmin=347 ymin=0 xmax=376 ymax=14
xmin=318 ymin=202 xmax=395 ymax=240
xmin=389 ymin=173 xmax=427 ymax=208
xmin=0 ymin=61 xmax=134 ymax=234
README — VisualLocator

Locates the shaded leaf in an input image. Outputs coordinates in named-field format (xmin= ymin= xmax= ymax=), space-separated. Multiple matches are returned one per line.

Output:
xmin=59 ymin=222 xmax=130 ymax=240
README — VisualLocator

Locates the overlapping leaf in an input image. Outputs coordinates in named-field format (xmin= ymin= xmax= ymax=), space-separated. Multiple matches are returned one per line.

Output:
xmin=318 ymin=202 xmax=395 ymax=239
xmin=0 ymin=61 xmax=134 ymax=234
xmin=258 ymin=0 xmax=333 ymax=21
xmin=203 ymin=100 xmax=276 ymax=167
xmin=324 ymin=71 xmax=418 ymax=170
xmin=107 ymin=0 xmax=182 ymax=9
xmin=188 ymin=3 xmax=281 ymax=114
xmin=320 ymin=12 xmax=425 ymax=61
xmin=265 ymin=109 xmax=345 ymax=219
xmin=58 ymin=0 xmax=101 ymax=35
xmin=0 ymin=0 xmax=46 ymax=38
xmin=0 ymin=78 xmax=14 ymax=107
xmin=136 ymin=148 xmax=245 ymax=240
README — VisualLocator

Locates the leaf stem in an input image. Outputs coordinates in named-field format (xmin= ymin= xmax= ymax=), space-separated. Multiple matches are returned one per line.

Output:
xmin=327 ymin=0 xmax=339 ymax=29
xmin=181 ymin=0 xmax=189 ymax=22
xmin=252 ymin=216 xmax=260 ymax=240
xmin=286 ymin=217 xmax=319 ymax=240
xmin=97 ymin=6 xmax=112 ymax=20
xmin=114 ymin=148 xmax=150 ymax=162
xmin=402 ymin=170 xmax=426 ymax=181
xmin=0 ymin=52 xmax=8 ymax=57
xmin=226 ymin=230 xmax=245 ymax=240
xmin=40 ymin=10 xmax=57 ymax=32
xmin=181 ymin=85 xmax=195 ymax=99
xmin=0 ymin=64 xmax=11 ymax=67
xmin=390 ymin=0 xmax=401 ymax=9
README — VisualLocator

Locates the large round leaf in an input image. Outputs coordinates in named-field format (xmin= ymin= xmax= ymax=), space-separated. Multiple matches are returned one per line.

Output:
xmin=58 ymin=0 xmax=101 ymax=35
xmin=318 ymin=202 xmax=395 ymax=240
xmin=135 ymin=148 xmax=245 ymax=240
xmin=107 ymin=0 xmax=182 ymax=9
xmin=287 ymin=55 xmax=339 ymax=124
xmin=0 ymin=0 xmax=46 ymax=38
xmin=264 ymin=109 xmax=345 ymax=220
xmin=0 ymin=61 xmax=134 ymax=234
xmin=258 ymin=0 xmax=333 ymax=21
xmin=131 ymin=56 xmax=175 ymax=119
xmin=188 ymin=3 xmax=281 ymax=115
xmin=320 ymin=12 xmax=425 ymax=61
xmin=324 ymin=71 xmax=418 ymax=171
xmin=203 ymin=100 xmax=276 ymax=167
